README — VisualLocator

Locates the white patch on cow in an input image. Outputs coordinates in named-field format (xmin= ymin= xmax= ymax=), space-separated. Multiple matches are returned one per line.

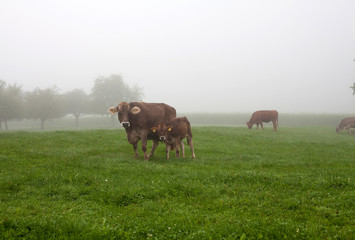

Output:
xmin=130 ymin=106 xmax=141 ymax=114
xmin=121 ymin=121 xmax=130 ymax=127
xmin=108 ymin=106 xmax=117 ymax=114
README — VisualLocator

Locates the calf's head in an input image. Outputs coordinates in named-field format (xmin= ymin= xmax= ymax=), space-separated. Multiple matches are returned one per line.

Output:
xmin=151 ymin=124 xmax=173 ymax=141
xmin=246 ymin=121 xmax=253 ymax=129
xmin=108 ymin=102 xmax=141 ymax=128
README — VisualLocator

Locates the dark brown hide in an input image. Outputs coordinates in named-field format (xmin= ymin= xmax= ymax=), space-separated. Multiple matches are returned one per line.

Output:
xmin=110 ymin=102 xmax=176 ymax=160
xmin=152 ymin=117 xmax=195 ymax=159
xmin=336 ymin=117 xmax=355 ymax=134
xmin=246 ymin=110 xmax=279 ymax=132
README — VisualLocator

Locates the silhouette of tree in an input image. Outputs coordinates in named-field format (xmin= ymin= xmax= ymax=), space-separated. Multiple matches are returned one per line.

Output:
xmin=350 ymin=82 xmax=355 ymax=95
xmin=0 ymin=80 xmax=23 ymax=130
xmin=62 ymin=89 xmax=90 ymax=127
xmin=24 ymin=86 xmax=65 ymax=130
xmin=90 ymin=74 xmax=143 ymax=126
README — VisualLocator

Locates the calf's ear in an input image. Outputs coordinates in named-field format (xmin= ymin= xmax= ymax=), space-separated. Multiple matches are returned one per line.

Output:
xmin=167 ymin=126 xmax=173 ymax=132
xmin=151 ymin=127 xmax=157 ymax=133
xmin=130 ymin=106 xmax=141 ymax=114
xmin=108 ymin=106 xmax=118 ymax=114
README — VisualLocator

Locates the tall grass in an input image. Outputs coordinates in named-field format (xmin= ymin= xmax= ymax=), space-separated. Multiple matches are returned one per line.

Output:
xmin=0 ymin=127 xmax=354 ymax=239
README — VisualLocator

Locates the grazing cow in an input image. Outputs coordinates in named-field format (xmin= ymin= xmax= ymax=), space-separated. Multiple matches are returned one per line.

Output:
xmin=336 ymin=117 xmax=355 ymax=134
xmin=151 ymin=117 xmax=196 ymax=159
xmin=246 ymin=110 xmax=279 ymax=132
xmin=108 ymin=102 xmax=176 ymax=160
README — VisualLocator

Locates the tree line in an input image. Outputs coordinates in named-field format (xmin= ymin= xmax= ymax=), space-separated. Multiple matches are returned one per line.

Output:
xmin=0 ymin=75 xmax=143 ymax=130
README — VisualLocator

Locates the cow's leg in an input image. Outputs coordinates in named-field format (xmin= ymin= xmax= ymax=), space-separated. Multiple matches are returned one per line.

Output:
xmin=272 ymin=121 xmax=277 ymax=132
xmin=149 ymin=140 xmax=159 ymax=158
xmin=260 ymin=122 xmax=264 ymax=130
xmin=140 ymin=133 xmax=149 ymax=160
xmin=180 ymin=140 xmax=185 ymax=158
xmin=175 ymin=140 xmax=180 ymax=158
xmin=127 ymin=134 xmax=140 ymax=158
xmin=187 ymin=137 xmax=196 ymax=159
xmin=346 ymin=125 xmax=351 ymax=134
xmin=132 ymin=142 xmax=139 ymax=158
xmin=256 ymin=123 xmax=259 ymax=130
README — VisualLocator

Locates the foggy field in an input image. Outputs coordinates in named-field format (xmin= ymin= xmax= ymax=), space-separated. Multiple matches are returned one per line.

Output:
xmin=0 ymin=127 xmax=354 ymax=239
xmin=3 ymin=113 xmax=353 ymax=131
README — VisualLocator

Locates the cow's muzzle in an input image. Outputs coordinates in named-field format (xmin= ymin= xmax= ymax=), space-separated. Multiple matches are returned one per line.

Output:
xmin=121 ymin=122 xmax=130 ymax=128
xmin=159 ymin=136 xmax=166 ymax=141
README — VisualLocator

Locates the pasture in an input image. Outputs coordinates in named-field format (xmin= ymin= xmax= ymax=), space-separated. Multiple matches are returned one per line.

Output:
xmin=0 ymin=126 xmax=354 ymax=239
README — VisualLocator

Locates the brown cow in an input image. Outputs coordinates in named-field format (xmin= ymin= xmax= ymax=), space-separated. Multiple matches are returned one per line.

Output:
xmin=151 ymin=117 xmax=196 ymax=160
xmin=246 ymin=110 xmax=279 ymax=132
xmin=336 ymin=117 xmax=355 ymax=134
xmin=108 ymin=102 xmax=176 ymax=160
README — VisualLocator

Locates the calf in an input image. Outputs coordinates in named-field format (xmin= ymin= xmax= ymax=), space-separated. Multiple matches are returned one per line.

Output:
xmin=336 ymin=117 xmax=355 ymax=134
xmin=246 ymin=110 xmax=279 ymax=132
xmin=151 ymin=117 xmax=196 ymax=159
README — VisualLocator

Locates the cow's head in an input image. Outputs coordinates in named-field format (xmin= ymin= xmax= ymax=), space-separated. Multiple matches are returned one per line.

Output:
xmin=336 ymin=126 xmax=342 ymax=133
xmin=151 ymin=124 xmax=172 ymax=142
xmin=246 ymin=121 xmax=253 ymax=129
xmin=108 ymin=102 xmax=141 ymax=128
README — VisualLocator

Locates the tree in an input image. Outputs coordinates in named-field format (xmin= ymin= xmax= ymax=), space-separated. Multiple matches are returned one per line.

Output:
xmin=350 ymin=82 xmax=355 ymax=95
xmin=0 ymin=80 xmax=23 ymax=130
xmin=90 ymin=75 xmax=143 ymax=125
xmin=24 ymin=86 xmax=65 ymax=130
xmin=90 ymin=74 xmax=143 ymax=126
xmin=62 ymin=89 xmax=90 ymax=127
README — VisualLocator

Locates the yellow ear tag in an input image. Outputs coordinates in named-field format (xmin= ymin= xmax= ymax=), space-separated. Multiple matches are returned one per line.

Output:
xmin=152 ymin=129 xmax=156 ymax=133
xmin=168 ymin=127 xmax=172 ymax=132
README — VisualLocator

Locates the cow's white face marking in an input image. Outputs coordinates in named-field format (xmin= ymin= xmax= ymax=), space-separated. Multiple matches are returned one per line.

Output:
xmin=121 ymin=122 xmax=130 ymax=127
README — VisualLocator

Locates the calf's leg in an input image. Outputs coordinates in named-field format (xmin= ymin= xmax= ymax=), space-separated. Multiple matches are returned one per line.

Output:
xmin=166 ymin=143 xmax=170 ymax=159
xmin=175 ymin=140 xmax=180 ymax=158
xmin=187 ymin=137 xmax=196 ymax=159
xmin=180 ymin=140 xmax=185 ymax=158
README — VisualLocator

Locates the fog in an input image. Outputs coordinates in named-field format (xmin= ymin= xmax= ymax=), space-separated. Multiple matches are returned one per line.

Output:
xmin=1 ymin=0 xmax=355 ymax=114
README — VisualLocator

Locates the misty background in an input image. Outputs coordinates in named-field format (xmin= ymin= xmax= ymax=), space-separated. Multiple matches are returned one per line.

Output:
xmin=1 ymin=0 xmax=355 ymax=114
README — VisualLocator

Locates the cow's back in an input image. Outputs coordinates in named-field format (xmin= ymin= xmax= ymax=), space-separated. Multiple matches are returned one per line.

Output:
xmin=129 ymin=102 xmax=176 ymax=129
xmin=339 ymin=117 xmax=355 ymax=128
xmin=251 ymin=110 xmax=278 ymax=123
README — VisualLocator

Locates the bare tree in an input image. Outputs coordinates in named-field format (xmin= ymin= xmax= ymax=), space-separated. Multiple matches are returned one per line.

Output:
xmin=0 ymin=80 xmax=23 ymax=130
xmin=24 ymin=86 xmax=65 ymax=130
xmin=62 ymin=89 xmax=90 ymax=127
xmin=90 ymin=74 xmax=143 ymax=125
xmin=350 ymin=82 xmax=355 ymax=95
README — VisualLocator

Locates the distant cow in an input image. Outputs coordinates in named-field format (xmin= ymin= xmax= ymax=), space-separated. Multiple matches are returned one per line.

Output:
xmin=151 ymin=117 xmax=196 ymax=160
xmin=108 ymin=102 xmax=176 ymax=160
xmin=246 ymin=110 xmax=279 ymax=132
xmin=336 ymin=117 xmax=355 ymax=134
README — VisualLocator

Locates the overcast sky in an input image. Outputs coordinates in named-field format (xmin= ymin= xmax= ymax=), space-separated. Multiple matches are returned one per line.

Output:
xmin=1 ymin=0 xmax=355 ymax=113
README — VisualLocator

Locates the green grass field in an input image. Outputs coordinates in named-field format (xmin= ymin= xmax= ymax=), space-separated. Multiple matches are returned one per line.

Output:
xmin=0 ymin=127 xmax=354 ymax=239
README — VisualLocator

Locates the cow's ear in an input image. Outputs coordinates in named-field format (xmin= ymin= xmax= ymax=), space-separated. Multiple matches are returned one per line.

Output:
xmin=130 ymin=106 xmax=141 ymax=114
xmin=167 ymin=126 xmax=173 ymax=132
xmin=151 ymin=127 xmax=157 ymax=133
xmin=108 ymin=106 xmax=118 ymax=114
